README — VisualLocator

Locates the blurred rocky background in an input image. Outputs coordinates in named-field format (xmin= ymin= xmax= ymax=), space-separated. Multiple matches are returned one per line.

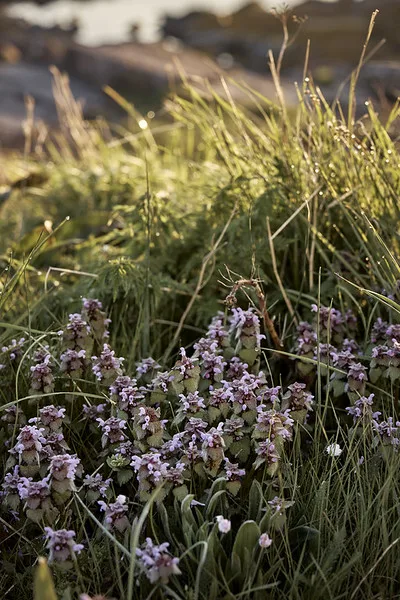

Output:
xmin=0 ymin=0 xmax=399 ymax=150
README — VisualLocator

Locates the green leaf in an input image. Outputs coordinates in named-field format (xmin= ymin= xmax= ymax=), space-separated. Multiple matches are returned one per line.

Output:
xmin=239 ymin=348 xmax=259 ymax=366
xmin=386 ymin=366 xmax=400 ymax=383
xmin=289 ymin=525 xmax=320 ymax=554
xmin=181 ymin=494 xmax=197 ymax=529
xmin=231 ymin=520 xmax=260 ymax=572
xmin=34 ymin=558 xmax=58 ymax=600
xmin=226 ymin=480 xmax=241 ymax=496
xmin=369 ymin=367 xmax=382 ymax=384
xmin=230 ymin=438 xmax=251 ymax=462
xmin=206 ymin=490 xmax=226 ymax=518
xmin=173 ymin=484 xmax=189 ymax=502
xmin=117 ymin=469 xmax=134 ymax=485
xmin=248 ymin=480 xmax=263 ymax=521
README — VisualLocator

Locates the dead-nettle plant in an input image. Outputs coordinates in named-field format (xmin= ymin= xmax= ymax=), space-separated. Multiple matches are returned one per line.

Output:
xmin=1 ymin=288 xmax=400 ymax=599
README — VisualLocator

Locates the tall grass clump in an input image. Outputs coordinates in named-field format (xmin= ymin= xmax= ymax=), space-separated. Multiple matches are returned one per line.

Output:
xmin=2 ymin=46 xmax=400 ymax=359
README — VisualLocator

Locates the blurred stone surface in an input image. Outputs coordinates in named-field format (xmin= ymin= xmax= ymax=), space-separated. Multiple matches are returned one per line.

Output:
xmin=0 ymin=20 xmax=297 ymax=149
xmin=0 ymin=61 xmax=112 ymax=148
xmin=1 ymin=1 xmax=400 ymax=150
xmin=161 ymin=0 xmax=400 ymax=70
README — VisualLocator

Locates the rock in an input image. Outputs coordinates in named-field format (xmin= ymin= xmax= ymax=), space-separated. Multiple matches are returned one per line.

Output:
xmin=0 ymin=62 xmax=112 ymax=148
xmin=63 ymin=40 xmax=298 ymax=110
xmin=2 ymin=1 xmax=400 ymax=152
xmin=161 ymin=0 xmax=400 ymax=72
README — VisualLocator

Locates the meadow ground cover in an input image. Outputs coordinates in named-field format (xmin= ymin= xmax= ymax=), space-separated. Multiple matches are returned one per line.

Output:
xmin=2 ymin=26 xmax=400 ymax=599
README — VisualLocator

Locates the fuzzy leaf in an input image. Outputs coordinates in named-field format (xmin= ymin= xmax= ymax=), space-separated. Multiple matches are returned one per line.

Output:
xmin=231 ymin=520 xmax=260 ymax=572
xmin=229 ymin=438 xmax=251 ymax=462
xmin=369 ymin=367 xmax=382 ymax=384
xmin=117 ymin=469 xmax=134 ymax=485
xmin=173 ymin=484 xmax=189 ymax=502
xmin=226 ymin=480 xmax=241 ymax=496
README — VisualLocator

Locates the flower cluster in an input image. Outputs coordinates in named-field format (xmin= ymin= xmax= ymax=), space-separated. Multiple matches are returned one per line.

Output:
xmin=0 ymin=337 xmax=26 ymax=371
xmin=136 ymin=538 xmax=181 ymax=583
xmin=10 ymin=299 xmax=394 ymax=583
xmin=92 ymin=344 xmax=124 ymax=385
xmin=81 ymin=298 xmax=111 ymax=341
xmin=98 ymin=494 xmax=130 ymax=532
xmin=29 ymin=354 xmax=54 ymax=395
xmin=44 ymin=527 xmax=84 ymax=563
xmin=61 ymin=313 xmax=92 ymax=353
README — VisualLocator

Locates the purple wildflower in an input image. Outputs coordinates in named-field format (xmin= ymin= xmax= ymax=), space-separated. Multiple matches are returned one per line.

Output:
xmin=206 ymin=312 xmax=229 ymax=345
xmin=39 ymin=432 xmax=69 ymax=461
xmin=174 ymin=347 xmax=198 ymax=379
xmin=223 ymin=416 xmax=245 ymax=440
xmin=1 ymin=338 xmax=26 ymax=363
xmin=331 ymin=350 xmax=356 ymax=370
xmin=30 ymin=354 xmax=54 ymax=394
xmin=60 ymin=348 xmax=87 ymax=377
xmin=346 ymin=394 xmax=380 ymax=423
xmin=386 ymin=324 xmax=400 ymax=345
xmin=83 ymin=473 xmax=112 ymax=498
xmin=13 ymin=425 xmax=46 ymax=463
xmin=199 ymin=348 xmax=227 ymax=381
xmin=150 ymin=370 xmax=174 ymax=394
xmin=92 ymin=344 xmax=124 ymax=384
xmin=282 ymin=383 xmax=314 ymax=412
xmin=208 ymin=385 xmax=234 ymax=407
xmin=225 ymin=357 xmax=249 ymax=380
xmin=98 ymin=494 xmax=129 ymax=532
xmin=183 ymin=418 xmax=208 ymax=443
xmin=62 ymin=313 xmax=91 ymax=351
xmin=193 ymin=337 xmax=219 ymax=355
xmin=255 ymin=408 xmax=293 ymax=441
xmin=346 ymin=362 xmax=368 ymax=393
xmin=44 ymin=527 xmax=84 ymax=563
xmin=81 ymin=298 xmax=111 ymax=340
xmin=295 ymin=321 xmax=317 ymax=355
xmin=254 ymin=439 xmax=280 ymax=470
xmin=373 ymin=417 xmax=400 ymax=447
xmin=371 ymin=318 xmax=389 ymax=344
xmin=49 ymin=454 xmax=80 ymax=492
xmin=164 ymin=462 xmax=186 ymax=486
xmin=131 ymin=453 xmax=169 ymax=489
xmin=97 ymin=416 xmax=127 ymax=446
xmin=1 ymin=466 xmax=23 ymax=509
xmin=179 ymin=391 xmax=206 ymax=414
xmin=82 ymin=403 xmax=106 ymax=421
xmin=30 ymin=405 xmax=66 ymax=431
xmin=18 ymin=477 xmax=51 ymax=510
xmin=342 ymin=338 xmax=360 ymax=354
xmin=160 ymin=433 xmax=184 ymax=457
xmin=136 ymin=357 xmax=161 ymax=377
xmin=136 ymin=538 xmax=181 ymax=583
xmin=224 ymin=458 xmax=245 ymax=481
xmin=110 ymin=375 xmax=144 ymax=412
xmin=229 ymin=307 xmax=265 ymax=347
xmin=311 ymin=305 xmax=344 ymax=339
xmin=314 ymin=343 xmax=337 ymax=364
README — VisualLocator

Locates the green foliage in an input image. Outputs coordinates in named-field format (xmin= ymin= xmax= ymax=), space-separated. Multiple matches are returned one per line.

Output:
xmin=2 ymin=53 xmax=400 ymax=600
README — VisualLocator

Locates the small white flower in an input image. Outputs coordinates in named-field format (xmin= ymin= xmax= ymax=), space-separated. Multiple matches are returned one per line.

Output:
xmin=190 ymin=499 xmax=206 ymax=507
xmin=259 ymin=533 xmax=273 ymax=548
xmin=216 ymin=515 xmax=231 ymax=533
xmin=325 ymin=443 xmax=342 ymax=457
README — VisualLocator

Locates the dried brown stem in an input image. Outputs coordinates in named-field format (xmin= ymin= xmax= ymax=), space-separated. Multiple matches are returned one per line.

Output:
xmin=163 ymin=205 xmax=237 ymax=360
xmin=225 ymin=278 xmax=282 ymax=350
